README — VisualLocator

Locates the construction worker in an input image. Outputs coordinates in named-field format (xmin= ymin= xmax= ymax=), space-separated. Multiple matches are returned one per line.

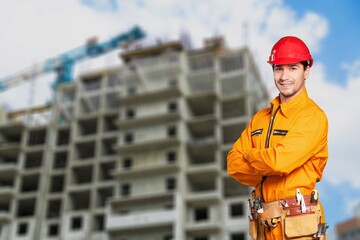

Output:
xmin=227 ymin=36 xmax=328 ymax=239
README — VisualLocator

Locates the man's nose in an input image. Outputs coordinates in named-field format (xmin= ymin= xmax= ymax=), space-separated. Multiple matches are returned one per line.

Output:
xmin=280 ymin=68 xmax=290 ymax=80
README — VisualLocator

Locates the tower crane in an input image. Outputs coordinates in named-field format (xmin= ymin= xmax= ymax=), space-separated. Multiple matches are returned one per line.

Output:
xmin=0 ymin=25 xmax=146 ymax=92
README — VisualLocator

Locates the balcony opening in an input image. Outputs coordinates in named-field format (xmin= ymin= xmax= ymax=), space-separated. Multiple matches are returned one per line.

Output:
xmin=24 ymin=151 xmax=43 ymax=169
xmin=28 ymin=129 xmax=46 ymax=146
xmin=188 ymin=53 xmax=214 ymax=71
xmin=0 ymin=177 xmax=14 ymax=188
xmin=168 ymin=102 xmax=177 ymax=112
xmin=80 ymin=96 xmax=100 ymax=114
xmin=102 ymin=138 xmax=116 ymax=156
xmin=167 ymin=126 xmax=177 ymax=138
xmin=168 ymin=78 xmax=177 ymax=88
xmin=108 ymin=72 xmax=123 ymax=87
xmin=53 ymin=151 xmax=68 ymax=169
xmin=47 ymin=199 xmax=62 ymax=219
xmin=104 ymin=114 xmax=118 ymax=132
xmin=230 ymin=203 xmax=244 ymax=218
xmin=221 ymin=75 xmax=245 ymax=96
xmin=188 ymin=149 xmax=215 ymax=165
xmin=76 ymin=141 xmax=96 ymax=159
xmin=166 ymin=151 xmax=176 ymax=164
xmin=99 ymin=162 xmax=114 ymax=181
xmin=127 ymin=86 xmax=137 ymax=96
xmin=222 ymin=123 xmax=246 ymax=145
xmin=97 ymin=187 xmax=113 ymax=207
xmin=164 ymin=235 xmax=173 ymax=240
xmin=93 ymin=214 xmax=105 ymax=231
xmin=20 ymin=174 xmax=39 ymax=192
xmin=50 ymin=175 xmax=65 ymax=193
xmin=57 ymin=128 xmax=70 ymax=145
xmin=0 ymin=153 xmax=17 ymax=164
xmin=124 ymin=133 xmax=133 ymax=144
xmin=220 ymin=54 xmax=244 ymax=73
xmin=221 ymin=98 xmax=246 ymax=119
xmin=188 ymin=174 xmax=215 ymax=193
xmin=48 ymin=224 xmax=59 ymax=237
xmin=186 ymin=97 xmax=214 ymax=117
xmin=231 ymin=232 xmax=246 ymax=240
xmin=82 ymin=75 xmax=101 ymax=91
xmin=223 ymin=177 xmax=250 ymax=197
xmin=122 ymin=157 xmax=133 ymax=169
xmin=105 ymin=92 xmax=119 ymax=109
xmin=71 ymin=216 xmax=83 ymax=230
xmin=126 ymin=108 xmax=136 ymax=119
xmin=17 ymin=222 xmax=28 ymax=236
xmin=70 ymin=191 xmax=91 ymax=210
xmin=17 ymin=198 xmax=36 ymax=217
xmin=0 ymin=201 xmax=10 ymax=212
xmin=194 ymin=207 xmax=208 ymax=222
xmin=72 ymin=165 xmax=93 ymax=184
xmin=78 ymin=118 xmax=97 ymax=136
xmin=164 ymin=203 xmax=174 ymax=210
xmin=0 ymin=128 xmax=22 ymax=143
xmin=166 ymin=177 xmax=176 ymax=191
xmin=121 ymin=183 xmax=131 ymax=197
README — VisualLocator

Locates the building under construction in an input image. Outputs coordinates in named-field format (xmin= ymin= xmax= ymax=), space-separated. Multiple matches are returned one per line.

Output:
xmin=0 ymin=34 xmax=268 ymax=240
xmin=336 ymin=203 xmax=360 ymax=240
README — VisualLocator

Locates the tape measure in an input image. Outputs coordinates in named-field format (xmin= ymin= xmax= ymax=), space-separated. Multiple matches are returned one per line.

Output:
xmin=311 ymin=190 xmax=319 ymax=203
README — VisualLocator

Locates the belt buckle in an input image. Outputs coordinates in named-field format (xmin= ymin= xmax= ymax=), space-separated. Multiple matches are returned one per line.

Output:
xmin=260 ymin=217 xmax=279 ymax=228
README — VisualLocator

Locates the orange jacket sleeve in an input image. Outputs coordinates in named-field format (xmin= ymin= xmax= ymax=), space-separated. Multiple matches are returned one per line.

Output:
xmin=227 ymin=119 xmax=263 ymax=187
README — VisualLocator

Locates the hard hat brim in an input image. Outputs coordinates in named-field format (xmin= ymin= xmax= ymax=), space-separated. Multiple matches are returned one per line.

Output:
xmin=268 ymin=58 xmax=313 ymax=67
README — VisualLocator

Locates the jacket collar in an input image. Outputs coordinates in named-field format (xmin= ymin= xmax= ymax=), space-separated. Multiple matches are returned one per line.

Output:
xmin=267 ymin=88 xmax=309 ymax=118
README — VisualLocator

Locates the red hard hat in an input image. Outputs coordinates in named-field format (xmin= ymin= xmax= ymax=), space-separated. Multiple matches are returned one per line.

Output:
xmin=268 ymin=36 xmax=313 ymax=67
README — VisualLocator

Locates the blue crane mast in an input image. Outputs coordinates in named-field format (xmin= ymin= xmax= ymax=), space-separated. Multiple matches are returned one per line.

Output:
xmin=0 ymin=26 xmax=146 ymax=92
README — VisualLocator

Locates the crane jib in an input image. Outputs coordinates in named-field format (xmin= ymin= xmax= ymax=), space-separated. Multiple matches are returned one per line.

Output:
xmin=0 ymin=26 xmax=146 ymax=92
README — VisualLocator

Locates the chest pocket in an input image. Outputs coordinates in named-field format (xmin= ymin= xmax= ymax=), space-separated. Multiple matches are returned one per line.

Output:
xmin=251 ymin=129 xmax=263 ymax=136
xmin=273 ymin=129 xmax=288 ymax=136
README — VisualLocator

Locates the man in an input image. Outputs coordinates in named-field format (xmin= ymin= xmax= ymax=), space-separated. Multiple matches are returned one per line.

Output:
xmin=227 ymin=36 xmax=328 ymax=239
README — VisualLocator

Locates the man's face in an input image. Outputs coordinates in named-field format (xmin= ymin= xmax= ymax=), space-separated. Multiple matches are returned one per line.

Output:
xmin=273 ymin=63 xmax=310 ymax=103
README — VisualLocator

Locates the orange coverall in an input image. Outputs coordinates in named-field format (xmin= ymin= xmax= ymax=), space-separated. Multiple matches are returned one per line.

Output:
xmin=227 ymin=88 xmax=328 ymax=239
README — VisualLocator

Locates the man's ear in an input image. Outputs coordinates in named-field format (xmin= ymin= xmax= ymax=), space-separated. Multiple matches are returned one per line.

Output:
xmin=304 ymin=66 xmax=310 ymax=80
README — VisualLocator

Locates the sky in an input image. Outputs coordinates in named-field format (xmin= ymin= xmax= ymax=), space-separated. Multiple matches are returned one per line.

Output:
xmin=1 ymin=0 xmax=360 ymax=239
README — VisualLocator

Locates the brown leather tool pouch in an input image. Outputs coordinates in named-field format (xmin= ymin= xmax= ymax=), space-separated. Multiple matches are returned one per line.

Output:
xmin=249 ymin=218 xmax=265 ymax=240
xmin=258 ymin=201 xmax=284 ymax=227
xmin=248 ymin=219 xmax=257 ymax=240
xmin=284 ymin=204 xmax=320 ymax=238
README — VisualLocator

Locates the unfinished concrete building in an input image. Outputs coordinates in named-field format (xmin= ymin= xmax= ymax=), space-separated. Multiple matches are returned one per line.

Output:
xmin=0 ymin=36 xmax=268 ymax=240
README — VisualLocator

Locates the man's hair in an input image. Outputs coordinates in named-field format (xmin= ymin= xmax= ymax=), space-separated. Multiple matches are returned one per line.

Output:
xmin=300 ymin=61 xmax=310 ymax=69
xmin=272 ymin=61 xmax=310 ymax=71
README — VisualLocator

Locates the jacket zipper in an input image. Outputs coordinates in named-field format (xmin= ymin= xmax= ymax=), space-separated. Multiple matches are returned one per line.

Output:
xmin=265 ymin=106 xmax=280 ymax=148
xmin=260 ymin=105 xmax=280 ymax=201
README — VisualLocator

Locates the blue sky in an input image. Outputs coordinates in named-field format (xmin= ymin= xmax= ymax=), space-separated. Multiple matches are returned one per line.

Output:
xmin=1 ymin=1 xmax=360 ymax=239
xmin=282 ymin=1 xmax=360 ymax=235
xmin=286 ymin=0 xmax=360 ymax=86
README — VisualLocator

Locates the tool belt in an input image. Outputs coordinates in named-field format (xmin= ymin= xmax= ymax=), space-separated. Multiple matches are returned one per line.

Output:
xmin=248 ymin=190 xmax=328 ymax=240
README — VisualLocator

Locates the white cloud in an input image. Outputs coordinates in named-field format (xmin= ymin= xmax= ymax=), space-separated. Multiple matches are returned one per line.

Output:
xmin=342 ymin=60 xmax=360 ymax=79
xmin=308 ymin=61 xmax=360 ymax=188
xmin=1 ymin=0 xmax=359 ymax=191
